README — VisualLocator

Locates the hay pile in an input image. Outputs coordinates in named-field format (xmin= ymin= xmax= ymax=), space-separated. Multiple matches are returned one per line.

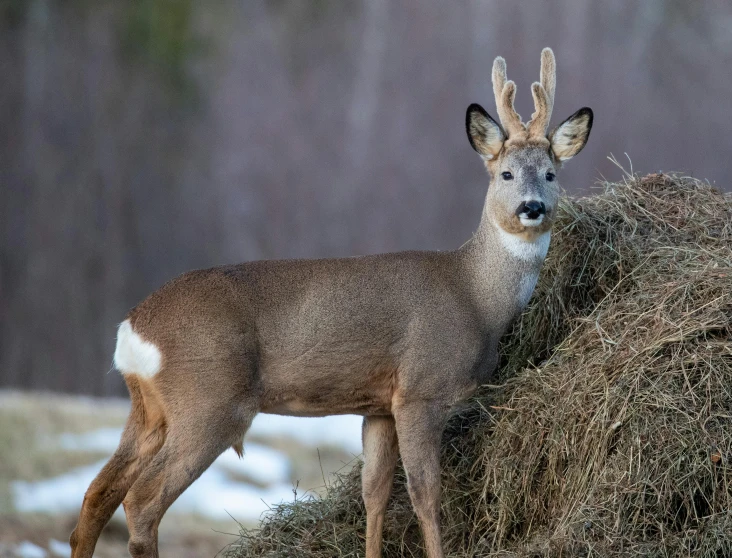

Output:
xmin=226 ymin=173 xmax=732 ymax=557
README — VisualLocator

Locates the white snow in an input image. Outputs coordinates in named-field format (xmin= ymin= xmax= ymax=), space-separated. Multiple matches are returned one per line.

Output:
xmin=169 ymin=467 xmax=297 ymax=521
xmin=13 ymin=414 xmax=363 ymax=522
xmin=249 ymin=414 xmax=363 ymax=454
xmin=12 ymin=460 xmax=109 ymax=515
xmin=58 ymin=427 xmax=123 ymax=453
xmin=57 ymin=429 xmax=291 ymax=486
xmin=11 ymin=454 xmax=296 ymax=522
xmin=48 ymin=539 xmax=71 ymax=558
xmin=214 ymin=443 xmax=291 ymax=485
xmin=57 ymin=413 xmax=364 ymax=455
xmin=14 ymin=542 xmax=46 ymax=558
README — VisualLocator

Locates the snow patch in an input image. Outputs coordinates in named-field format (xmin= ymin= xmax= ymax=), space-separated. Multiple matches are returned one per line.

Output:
xmin=15 ymin=542 xmax=46 ymax=558
xmin=170 ymin=468 xmax=297 ymax=521
xmin=249 ymin=414 xmax=363 ymax=454
xmin=58 ymin=427 xmax=123 ymax=453
xmin=12 ymin=456 xmax=297 ymax=523
xmin=14 ymin=414 xmax=363 ymax=522
xmin=48 ymin=540 xmax=71 ymax=558
xmin=12 ymin=460 xmax=112 ymax=515
xmin=58 ymin=414 xmax=364 ymax=456
xmin=215 ymin=443 xmax=291 ymax=485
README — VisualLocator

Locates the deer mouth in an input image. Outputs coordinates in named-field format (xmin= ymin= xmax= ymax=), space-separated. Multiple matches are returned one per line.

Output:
xmin=493 ymin=212 xmax=553 ymax=240
xmin=519 ymin=214 xmax=545 ymax=227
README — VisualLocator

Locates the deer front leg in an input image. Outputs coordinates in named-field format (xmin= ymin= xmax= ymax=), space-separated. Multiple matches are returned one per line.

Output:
xmin=393 ymin=402 xmax=446 ymax=558
xmin=362 ymin=415 xmax=398 ymax=558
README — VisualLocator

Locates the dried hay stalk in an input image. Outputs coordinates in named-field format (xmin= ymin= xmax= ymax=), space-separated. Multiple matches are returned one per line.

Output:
xmin=227 ymin=173 xmax=732 ymax=558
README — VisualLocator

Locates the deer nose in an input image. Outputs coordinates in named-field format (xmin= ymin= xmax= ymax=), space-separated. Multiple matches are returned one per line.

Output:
xmin=516 ymin=200 xmax=546 ymax=220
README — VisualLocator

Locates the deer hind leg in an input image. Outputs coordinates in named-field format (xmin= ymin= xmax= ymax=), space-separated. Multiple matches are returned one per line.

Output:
xmin=362 ymin=415 xmax=398 ymax=558
xmin=393 ymin=402 xmax=446 ymax=558
xmin=70 ymin=377 xmax=166 ymax=558
xmin=122 ymin=397 xmax=255 ymax=558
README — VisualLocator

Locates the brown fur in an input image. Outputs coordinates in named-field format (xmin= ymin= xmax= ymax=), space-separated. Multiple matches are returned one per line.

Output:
xmin=70 ymin=48 xmax=592 ymax=558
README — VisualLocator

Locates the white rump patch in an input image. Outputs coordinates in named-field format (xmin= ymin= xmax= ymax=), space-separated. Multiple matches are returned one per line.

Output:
xmin=496 ymin=227 xmax=550 ymax=262
xmin=113 ymin=319 xmax=161 ymax=378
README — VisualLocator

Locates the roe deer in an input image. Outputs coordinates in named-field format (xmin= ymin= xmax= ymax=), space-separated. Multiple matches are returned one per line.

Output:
xmin=70 ymin=48 xmax=592 ymax=558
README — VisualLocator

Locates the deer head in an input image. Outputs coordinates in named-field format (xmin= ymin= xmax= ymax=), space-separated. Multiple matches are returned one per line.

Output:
xmin=466 ymin=48 xmax=593 ymax=241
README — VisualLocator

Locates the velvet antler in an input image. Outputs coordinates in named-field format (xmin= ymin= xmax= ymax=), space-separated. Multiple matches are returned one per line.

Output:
xmin=527 ymin=48 xmax=556 ymax=138
xmin=492 ymin=56 xmax=524 ymax=137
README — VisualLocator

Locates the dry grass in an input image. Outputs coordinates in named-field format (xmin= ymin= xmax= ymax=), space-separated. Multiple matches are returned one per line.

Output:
xmin=0 ymin=391 xmax=130 ymax=481
xmin=225 ymin=173 xmax=732 ymax=557
xmin=0 ymin=392 xmax=129 ymax=515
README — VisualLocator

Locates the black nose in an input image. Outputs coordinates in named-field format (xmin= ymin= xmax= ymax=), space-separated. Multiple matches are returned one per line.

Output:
xmin=516 ymin=200 xmax=546 ymax=220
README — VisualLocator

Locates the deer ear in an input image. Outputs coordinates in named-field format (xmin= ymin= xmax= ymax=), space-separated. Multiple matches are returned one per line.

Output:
xmin=466 ymin=103 xmax=505 ymax=160
xmin=549 ymin=107 xmax=593 ymax=161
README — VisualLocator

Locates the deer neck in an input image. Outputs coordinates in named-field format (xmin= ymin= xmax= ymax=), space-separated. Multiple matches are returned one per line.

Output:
xmin=457 ymin=203 xmax=550 ymax=331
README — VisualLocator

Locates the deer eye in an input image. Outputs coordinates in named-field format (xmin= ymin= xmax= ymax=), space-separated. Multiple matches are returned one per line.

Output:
xmin=501 ymin=171 xmax=513 ymax=180
xmin=545 ymin=172 xmax=556 ymax=182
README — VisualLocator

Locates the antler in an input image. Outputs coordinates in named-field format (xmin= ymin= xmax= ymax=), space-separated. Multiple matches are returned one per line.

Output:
xmin=492 ymin=56 xmax=524 ymax=137
xmin=492 ymin=48 xmax=557 ymax=140
xmin=527 ymin=48 xmax=556 ymax=138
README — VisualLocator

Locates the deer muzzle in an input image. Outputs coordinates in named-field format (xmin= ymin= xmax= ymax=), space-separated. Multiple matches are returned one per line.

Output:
xmin=515 ymin=200 xmax=546 ymax=224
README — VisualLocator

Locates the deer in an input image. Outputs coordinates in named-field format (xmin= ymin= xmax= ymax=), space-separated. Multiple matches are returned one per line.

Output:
xmin=69 ymin=48 xmax=592 ymax=558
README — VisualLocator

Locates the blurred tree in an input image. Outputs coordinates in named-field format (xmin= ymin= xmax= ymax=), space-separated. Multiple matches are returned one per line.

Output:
xmin=1 ymin=0 xmax=730 ymax=395
xmin=121 ymin=0 xmax=202 ymax=99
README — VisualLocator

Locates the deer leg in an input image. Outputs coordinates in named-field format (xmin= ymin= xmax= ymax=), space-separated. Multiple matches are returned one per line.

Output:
xmin=122 ymin=406 xmax=253 ymax=558
xmin=393 ymin=402 xmax=446 ymax=558
xmin=362 ymin=415 xmax=398 ymax=558
xmin=70 ymin=377 xmax=165 ymax=558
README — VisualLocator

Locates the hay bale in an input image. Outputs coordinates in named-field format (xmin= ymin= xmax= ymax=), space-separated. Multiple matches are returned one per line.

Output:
xmin=226 ymin=173 xmax=732 ymax=558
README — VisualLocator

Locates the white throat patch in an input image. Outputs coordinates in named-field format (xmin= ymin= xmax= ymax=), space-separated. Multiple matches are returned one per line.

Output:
xmin=113 ymin=319 xmax=162 ymax=378
xmin=518 ymin=272 xmax=540 ymax=308
xmin=495 ymin=227 xmax=551 ymax=262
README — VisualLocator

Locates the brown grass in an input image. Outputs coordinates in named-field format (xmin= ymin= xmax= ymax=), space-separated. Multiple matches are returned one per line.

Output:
xmin=225 ymin=172 xmax=732 ymax=557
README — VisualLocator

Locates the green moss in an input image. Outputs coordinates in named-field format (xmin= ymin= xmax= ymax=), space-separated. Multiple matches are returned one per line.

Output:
xmin=120 ymin=0 xmax=203 ymax=99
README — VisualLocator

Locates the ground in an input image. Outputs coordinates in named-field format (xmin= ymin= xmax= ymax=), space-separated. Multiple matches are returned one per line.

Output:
xmin=0 ymin=390 xmax=362 ymax=557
